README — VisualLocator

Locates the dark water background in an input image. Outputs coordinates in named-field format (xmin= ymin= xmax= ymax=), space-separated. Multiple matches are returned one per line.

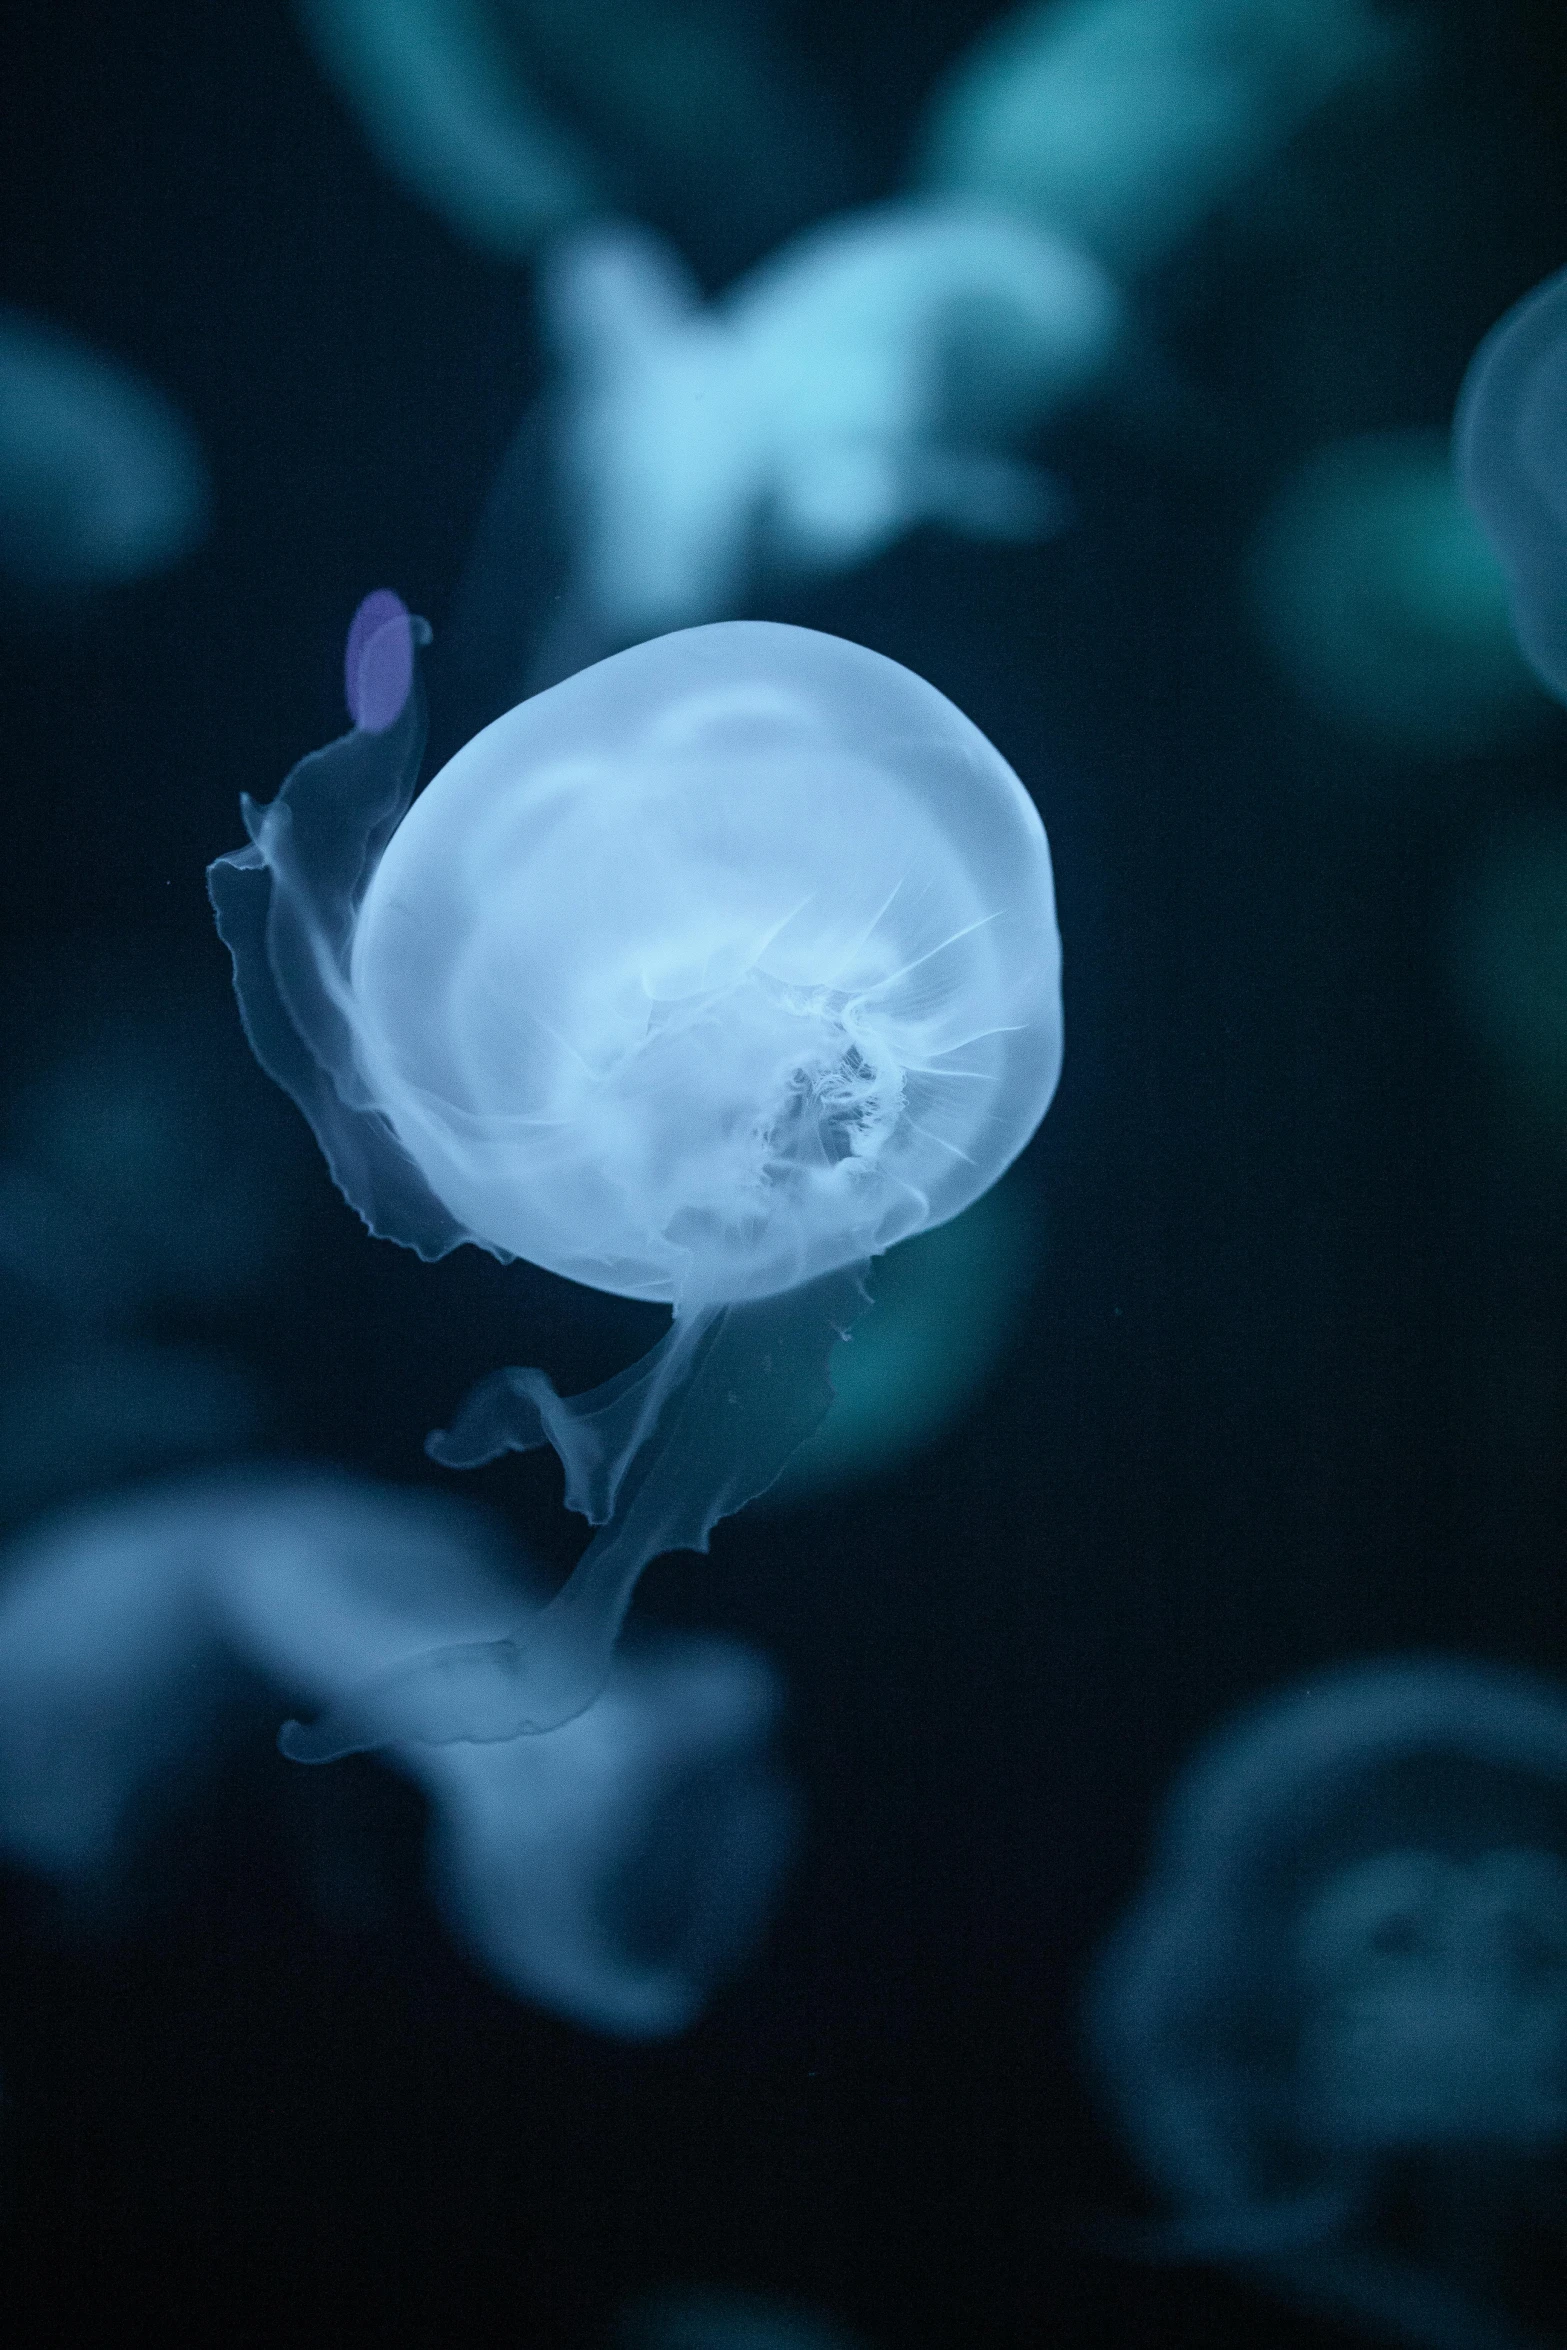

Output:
xmin=1 ymin=3 xmax=1565 ymax=2343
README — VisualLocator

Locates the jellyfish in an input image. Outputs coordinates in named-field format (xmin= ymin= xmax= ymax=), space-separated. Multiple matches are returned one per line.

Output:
xmin=1455 ymin=264 xmax=1567 ymax=711
xmin=294 ymin=0 xmax=602 ymax=261
xmin=541 ymin=202 xmax=1118 ymax=648
xmin=614 ymin=2290 xmax=867 ymax=2350
xmin=0 ymin=1470 xmax=797 ymax=2037
xmin=209 ymin=603 xmax=1063 ymax=1753
xmin=294 ymin=0 xmax=850 ymax=277
xmin=913 ymin=0 xmax=1408 ymax=279
xmin=0 ymin=305 xmax=207 ymax=596
xmin=1087 ymin=1657 xmax=1567 ymax=2350
xmin=417 ymin=1634 xmax=796 ymax=2036
xmin=767 ymin=1167 xmax=1045 ymax=1504
xmin=1248 ymin=431 xmax=1550 ymax=758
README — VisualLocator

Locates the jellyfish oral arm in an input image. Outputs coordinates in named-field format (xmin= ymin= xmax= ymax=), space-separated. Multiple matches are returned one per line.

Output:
xmin=279 ymin=1263 xmax=870 ymax=1758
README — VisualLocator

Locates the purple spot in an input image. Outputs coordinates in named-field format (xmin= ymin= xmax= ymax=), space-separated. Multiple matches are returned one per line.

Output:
xmin=344 ymin=589 xmax=414 ymax=733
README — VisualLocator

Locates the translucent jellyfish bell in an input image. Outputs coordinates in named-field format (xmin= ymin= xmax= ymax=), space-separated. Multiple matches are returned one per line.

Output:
xmin=914 ymin=0 xmax=1406 ymax=278
xmin=1088 ymin=1658 xmax=1567 ymax=2350
xmin=1456 ymin=263 xmax=1567 ymax=706
xmin=348 ymin=619 xmax=1060 ymax=1296
xmin=210 ymin=605 xmax=1062 ymax=1755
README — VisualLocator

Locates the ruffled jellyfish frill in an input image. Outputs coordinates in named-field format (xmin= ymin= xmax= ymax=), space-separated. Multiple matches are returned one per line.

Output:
xmin=1456 ymin=263 xmax=1567 ymax=708
xmin=209 ymin=603 xmax=1063 ymax=1753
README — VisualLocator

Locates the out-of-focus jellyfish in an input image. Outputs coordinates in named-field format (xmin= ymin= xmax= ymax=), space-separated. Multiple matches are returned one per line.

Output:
xmin=1087 ymin=1658 xmax=1567 ymax=2350
xmin=543 ymin=202 xmax=1118 ymax=647
xmin=1456 ymin=264 xmax=1567 ymax=710
xmin=295 ymin=0 xmax=601 ymax=258
xmin=210 ymin=604 xmax=1063 ymax=1754
xmin=0 ymin=306 xmax=207 ymax=596
xmin=417 ymin=1637 xmax=795 ymax=2034
xmin=1249 ymin=432 xmax=1551 ymax=757
xmin=614 ymin=2289 xmax=867 ymax=2350
xmin=293 ymin=0 xmax=849 ymax=275
xmin=0 ymin=1470 xmax=797 ymax=2038
xmin=768 ymin=1170 xmax=1044 ymax=1503
xmin=914 ymin=0 xmax=1407 ymax=279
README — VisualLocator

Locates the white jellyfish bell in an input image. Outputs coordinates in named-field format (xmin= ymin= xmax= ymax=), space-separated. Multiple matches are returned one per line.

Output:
xmin=210 ymin=597 xmax=1063 ymax=1756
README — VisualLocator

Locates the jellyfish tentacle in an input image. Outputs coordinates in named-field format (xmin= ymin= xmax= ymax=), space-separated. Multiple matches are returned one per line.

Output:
xmin=281 ymin=1265 xmax=872 ymax=1756
xmin=427 ymin=1301 xmax=719 ymax=1518
xmin=278 ymin=1632 xmax=555 ymax=1761
xmin=306 ymin=1512 xmax=666 ymax=1753
xmin=853 ymin=909 xmax=1007 ymax=1001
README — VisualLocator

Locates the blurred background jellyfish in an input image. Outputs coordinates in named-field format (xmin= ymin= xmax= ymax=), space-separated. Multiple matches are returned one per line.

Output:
xmin=293 ymin=0 xmax=853 ymax=278
xmin=913 ymin=0 xmax=1408 ymax=278
xmin=767 ymin=1167 xmax=1045 ymax=1505
xmin=0 ymin=306 xmax=207 ymax=600
xmin=613 ymin=2289 xmax=868 ymax=2350
xmin=1444 ymin=271 xmax=1567 ymax=1143
xmin=210 ymin=605 xmax=1063 ymax=1755
xmin=324 ymin=0 xmax=1413 ymax=710
xmin=1248 ymin=431 xmax=1552 ymax=758
xmin=1087 ymin=1657 xmax=1567 ymax=2350
xmin=418 ymin=1636 xmax=795 ymax=2036
xmin=1456 ymin=263 xmax=1567 ymax=710
xmin=294 ymin=0 xmax=602 ymax=261
xmin=540 ymin=202 xmax=1118 ymax=652
xmin=0 ymin=1469 xmax=797 ymax=2038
